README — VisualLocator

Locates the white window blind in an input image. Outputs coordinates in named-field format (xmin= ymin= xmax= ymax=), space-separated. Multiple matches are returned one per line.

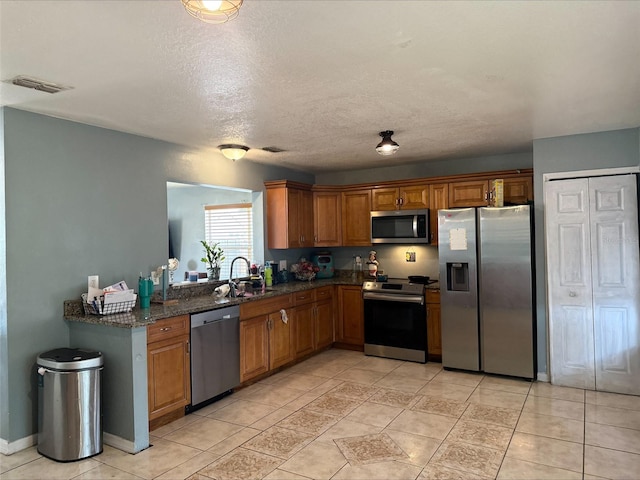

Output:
xmin=204 ymin=203 xmax=253 ymax=280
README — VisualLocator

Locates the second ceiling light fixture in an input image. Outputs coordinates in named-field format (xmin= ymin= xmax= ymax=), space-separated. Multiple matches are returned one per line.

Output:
xmin=376 ymin=130 xmax=399 ymax=156
xmin=181 ymin=0 xmax=244 ymax=24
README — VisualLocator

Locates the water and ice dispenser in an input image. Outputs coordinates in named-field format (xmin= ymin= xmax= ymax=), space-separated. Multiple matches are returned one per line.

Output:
xmin=446 ymin=262 xmax=469 ymax=292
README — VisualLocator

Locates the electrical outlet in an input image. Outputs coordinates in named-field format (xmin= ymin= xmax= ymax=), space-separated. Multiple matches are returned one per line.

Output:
xmin=150 ymin=271 xmax=161 ymax=285
xmin=406 ymin=252 xmax=416 ymax=262
xmin=88 ymin=275 xmax=99 ymax=290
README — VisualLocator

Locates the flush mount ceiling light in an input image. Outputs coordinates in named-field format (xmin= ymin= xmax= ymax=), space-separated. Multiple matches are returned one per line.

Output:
xmin=376 ymin=130 xmax=399 ymax=156
xmin=218 ymin=144 xmax=249 ymax=161
xmin=181 ymin=0 xmax=243 ymax=24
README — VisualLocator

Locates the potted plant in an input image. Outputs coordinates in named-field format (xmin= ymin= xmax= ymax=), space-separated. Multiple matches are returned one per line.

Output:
xmin=200 ymin=240 xmax=225 ymax=281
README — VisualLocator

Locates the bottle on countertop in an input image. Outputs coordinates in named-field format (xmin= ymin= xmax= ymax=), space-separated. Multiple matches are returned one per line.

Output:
xmin=264 ymin=261 xmax=273 ymax=287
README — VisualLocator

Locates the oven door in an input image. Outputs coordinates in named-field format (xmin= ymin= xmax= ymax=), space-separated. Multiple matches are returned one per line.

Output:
xmin=363 ymin=293 xmax=427 ymax=363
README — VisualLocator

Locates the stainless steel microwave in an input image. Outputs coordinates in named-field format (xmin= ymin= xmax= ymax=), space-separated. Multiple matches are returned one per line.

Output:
xmin=370 ymin=209 xmax=430 ymax=244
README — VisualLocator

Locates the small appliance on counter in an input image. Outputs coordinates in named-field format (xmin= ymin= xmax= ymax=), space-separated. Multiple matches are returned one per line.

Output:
xmin=312 ymin=252 xmax=334 ymax=279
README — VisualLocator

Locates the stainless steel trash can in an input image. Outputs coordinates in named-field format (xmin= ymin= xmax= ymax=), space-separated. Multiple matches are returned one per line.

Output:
xmin=37 ymin=348 xmax=103 ymax=462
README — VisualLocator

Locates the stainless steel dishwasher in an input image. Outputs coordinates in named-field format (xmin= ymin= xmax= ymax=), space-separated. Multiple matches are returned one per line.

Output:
xmin=189 ymin=305 xmax=240 ymax=411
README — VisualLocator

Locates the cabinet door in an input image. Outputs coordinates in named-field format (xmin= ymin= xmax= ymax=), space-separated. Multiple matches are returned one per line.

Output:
xmin=314 ymin=191 xmax=342 ymax=247
xmin=400 ymin=185 xmax=429 ymax=210
xmin=342 ymin=190 xmax=372 ymax=246
xmin=299 ymin=189 xmax=314 ymax=247
xmin=371 ymin=188 xmax=399 ymax=211
xmin=269 ymin=310 xmax=294 ymax=369
xmin=287 ymin=189 xmax=304 ymax=248
xmin=503 ymin=176 xmax=533 ymax=205
xmin=240 ymin=316 xmax=269 ymax=383
xmin=315 ymin=298 xmax=334 ymax=350
xmin=448 ymin=180 xmax=489 ymax=207
xmin=337 ymin=286 xmax=364 ymax=346
xmin=147 ymin=335 xmax=190 ymax=421
xmin=427 ymin=303 xmax=442 ymax=360
xmin=294 ymin=304 xmax=315 ymax=358
xmin=429 ymin=183 xmax=448 ymax=245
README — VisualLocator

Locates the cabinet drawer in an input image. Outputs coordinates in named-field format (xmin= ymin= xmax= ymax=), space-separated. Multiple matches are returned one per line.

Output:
xmin=147 ymin=315 xmax=189 ymax=344
xmin=293 ymin=289 xmax=316 ymax=305
xmin=314 ymin=286 xmax=333 ymax=301
xmin=425 ymin=289 xmax=440 ymax=304
xmin=240 ymin=294 xmax=292 ymax=319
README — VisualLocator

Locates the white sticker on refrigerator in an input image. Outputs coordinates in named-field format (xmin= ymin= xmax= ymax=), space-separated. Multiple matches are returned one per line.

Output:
xmin=449 ymin=228 xmax=468 ymax=250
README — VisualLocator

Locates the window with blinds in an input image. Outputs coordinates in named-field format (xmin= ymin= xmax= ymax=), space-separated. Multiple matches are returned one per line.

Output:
xmin=204 ymin=203 xmax=253 ymax=280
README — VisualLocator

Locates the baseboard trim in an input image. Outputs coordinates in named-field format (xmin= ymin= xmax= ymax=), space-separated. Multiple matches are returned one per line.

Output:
xmin=103 ymin=432 xmax=139 ymax=454
xmin=0 ymin=433 xmax=37 ymax=455
xmin=537 ymin=372 xmax=549 ymax=382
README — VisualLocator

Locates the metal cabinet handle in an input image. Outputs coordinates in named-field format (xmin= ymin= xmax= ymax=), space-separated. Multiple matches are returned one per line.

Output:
xmin=160 ymin=327 xmax=172 ymax=332
xmin=569 ymin=291 xmax=577 ymax=297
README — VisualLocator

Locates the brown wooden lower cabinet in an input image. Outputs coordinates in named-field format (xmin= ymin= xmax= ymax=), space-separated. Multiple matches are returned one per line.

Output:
xmin=240 ymin=308 xmax=294 ymax=383
xmin=293 ymin=302 xmax=315 ymax=358
xmin=239 ymin=315 xmax=270 ymax=382
xmin=147 ymin=315 xmax=191 ymax=429
xmin=425 ymin=290 xmax=442 ymax=361
xmin=315 ymin=298 xmax=334 ymax=349
xmin=293 ymin=286 xmax=334 ymax=358
xmin=336 ymin=285 xmax=364 ymax=347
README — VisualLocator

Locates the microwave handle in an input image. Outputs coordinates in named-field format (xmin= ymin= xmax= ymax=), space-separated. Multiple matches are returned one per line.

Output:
xmin=413 ymin=215 xmax=418 ymax=238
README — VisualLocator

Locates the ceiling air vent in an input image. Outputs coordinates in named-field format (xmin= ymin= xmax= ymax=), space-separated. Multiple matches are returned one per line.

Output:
xmin=261 ymin=146 xmax=286 ymax=153
xmin=5 ymin=75 xmax=73 ymax=94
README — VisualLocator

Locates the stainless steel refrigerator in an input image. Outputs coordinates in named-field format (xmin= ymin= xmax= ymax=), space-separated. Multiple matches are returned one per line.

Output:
xmin=438 ymin=205 xmax=536 ymax=379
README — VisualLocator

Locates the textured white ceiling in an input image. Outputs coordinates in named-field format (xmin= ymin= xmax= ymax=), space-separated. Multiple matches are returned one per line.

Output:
xmin=1 ymin=1 xmax=639 ymax=173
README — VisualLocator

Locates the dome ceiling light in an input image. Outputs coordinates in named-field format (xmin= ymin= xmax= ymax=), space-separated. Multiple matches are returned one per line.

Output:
xmin=218 ymin=144 xmax=249 ymax=161
xmin=376 ymin=130 xmax=399 ymax=156
xmin=181 ymin=0 xmax=243 ymax=24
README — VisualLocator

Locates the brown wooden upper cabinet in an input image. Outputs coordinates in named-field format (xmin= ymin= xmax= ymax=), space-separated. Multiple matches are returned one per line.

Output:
xmin=341 ymin=189 xmax=372 ymax=246
xmin=448 ymin=176 xmax=533 ymax=208
xmin=428 ymin=183 xmax=448 ymax=245
xmin=371 ymin=185 xmax=429 ymax=211
xmin=265 ymin=181 xmax=314 ymax=249
xmin=313 ymin=190 xmax=342 ymax=247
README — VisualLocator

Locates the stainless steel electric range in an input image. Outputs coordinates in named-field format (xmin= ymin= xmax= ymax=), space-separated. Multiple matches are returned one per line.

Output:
xmin=362 ymin=278 xmax=435 ymax=363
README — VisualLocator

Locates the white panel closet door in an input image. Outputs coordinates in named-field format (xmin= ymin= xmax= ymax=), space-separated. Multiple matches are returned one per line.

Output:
xmin=546 ymin=178 xmax=595 ymax=389
xmin=546 ymin=174 xmax=640 ymax=394
xmin=589 ymin=175 xmax=640 ymax=395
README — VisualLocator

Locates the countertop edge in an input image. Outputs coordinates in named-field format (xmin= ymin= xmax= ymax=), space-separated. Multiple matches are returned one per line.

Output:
xmin=63 ymin=278 xmax=366 ymax=328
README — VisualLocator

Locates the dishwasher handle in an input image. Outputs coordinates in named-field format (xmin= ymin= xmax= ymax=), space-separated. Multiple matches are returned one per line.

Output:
xmin=191 ymin=306 xmax=240 ymax=328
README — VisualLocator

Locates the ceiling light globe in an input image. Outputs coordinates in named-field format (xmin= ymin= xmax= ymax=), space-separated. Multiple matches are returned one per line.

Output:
xmin=219 ymin=144 xmax=249 ymax=161
xmin=376 ymin=130 xmax=399 ymax=156
xmin=201 ymin=0 xmax=223 ymax=11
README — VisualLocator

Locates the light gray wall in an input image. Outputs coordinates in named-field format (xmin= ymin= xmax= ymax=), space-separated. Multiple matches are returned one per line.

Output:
xmin=532 ymin=127 xmax=640 ymax=377
xmin=315 ymin=152 xmax=533 ymax=185
xmin=0 ymin=107 xmax=313 ymax=445
xmin=0 ymin=107 xmax=7 ymax=445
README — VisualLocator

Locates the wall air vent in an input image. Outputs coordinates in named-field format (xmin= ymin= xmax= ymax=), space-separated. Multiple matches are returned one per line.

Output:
xmin=4 ymin=75 xmax=73 ymax=94
xmin=261 ymin=146 xmax=286 ymax=153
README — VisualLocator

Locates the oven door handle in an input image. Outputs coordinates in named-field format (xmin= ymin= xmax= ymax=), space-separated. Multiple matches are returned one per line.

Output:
xmin=363 ymin=292 xmax=425 ymax=305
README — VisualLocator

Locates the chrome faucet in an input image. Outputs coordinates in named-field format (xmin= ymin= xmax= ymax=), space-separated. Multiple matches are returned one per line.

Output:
xmin=228 ymin=256 xmax=251 ymax=297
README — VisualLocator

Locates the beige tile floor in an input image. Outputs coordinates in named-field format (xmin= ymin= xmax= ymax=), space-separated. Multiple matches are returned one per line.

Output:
xmin=3 ymin=348 xmax=640 ymax=479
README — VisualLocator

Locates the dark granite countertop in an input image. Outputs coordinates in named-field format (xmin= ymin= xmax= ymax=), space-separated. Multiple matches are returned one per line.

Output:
xmin=63 ymin=276 xmax=365 ymax=329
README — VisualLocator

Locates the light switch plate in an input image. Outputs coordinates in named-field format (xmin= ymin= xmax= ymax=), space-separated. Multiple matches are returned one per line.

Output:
xmin=150 ymin=271 xmax=161 ymax=285
xmin=406 ymin=252 xmax=416 ymax=262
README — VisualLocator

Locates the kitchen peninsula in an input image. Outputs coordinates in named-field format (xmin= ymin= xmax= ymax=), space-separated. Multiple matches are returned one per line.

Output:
xmin=63 ymin=275 xmax=369 ymax=453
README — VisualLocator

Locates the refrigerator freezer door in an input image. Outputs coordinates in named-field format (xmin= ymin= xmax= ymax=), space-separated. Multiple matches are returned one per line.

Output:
xmin=478 ymin=205 xmax=535 ymax=378
xmin=438 ymin=208 xmax=480 ymax=371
